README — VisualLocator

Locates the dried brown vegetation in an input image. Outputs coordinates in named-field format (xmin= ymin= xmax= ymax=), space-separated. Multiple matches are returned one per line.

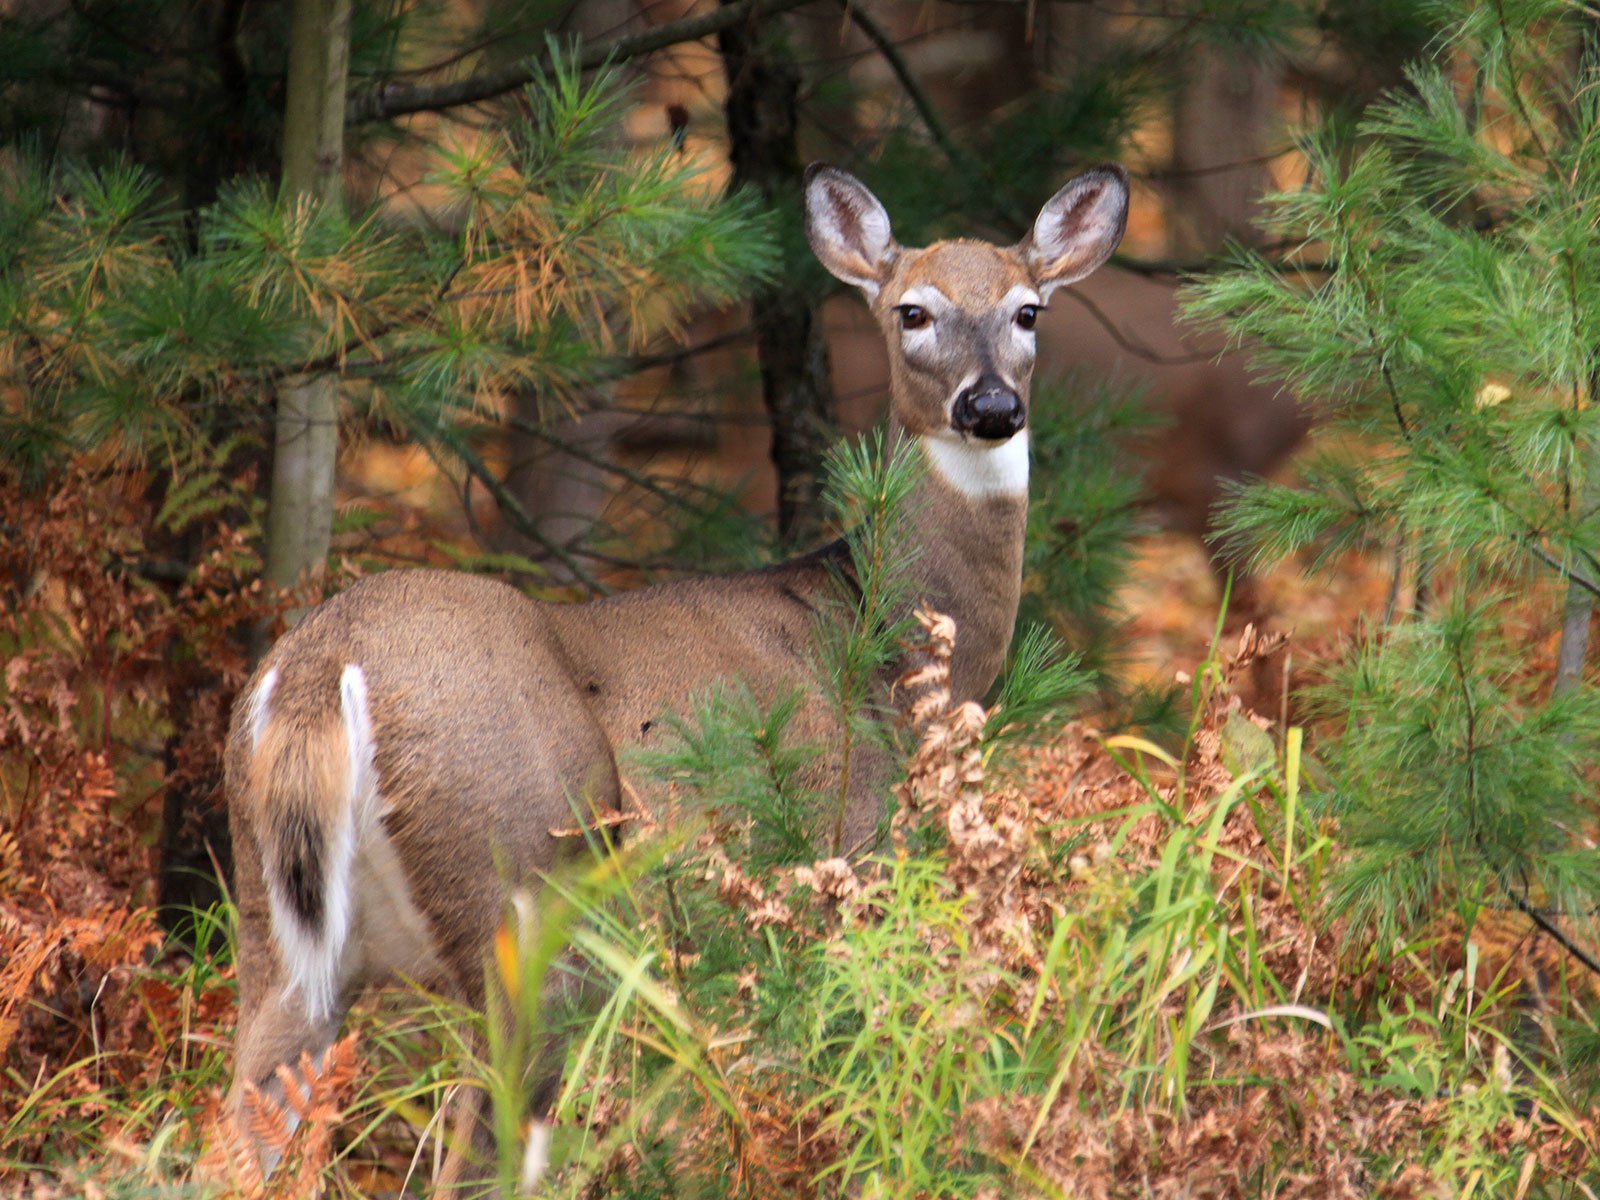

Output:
xmin=561 ymin=610 xmax=1599 ymax=1197
xmin=2 ymin=467 xmax=282 ymax=1174
xmin=199 ymin=1035 xmax=363 ymax=1199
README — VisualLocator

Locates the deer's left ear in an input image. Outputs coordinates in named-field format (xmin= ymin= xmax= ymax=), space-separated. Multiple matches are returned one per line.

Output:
xmin=1020 ymin=164 xmax=1129 ymax=298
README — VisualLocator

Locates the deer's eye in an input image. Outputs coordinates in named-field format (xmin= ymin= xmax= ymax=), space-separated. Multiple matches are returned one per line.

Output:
xmin=1015 ymin=305 xmax=1040 ymax=331
xmin=897 ymin=305 xmax=930 ymax=331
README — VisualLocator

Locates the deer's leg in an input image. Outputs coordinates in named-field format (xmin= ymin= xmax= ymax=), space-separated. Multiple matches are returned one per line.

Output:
xmin=426 ymin=784 xmax=622 ymax=1193
xmin=228 ymin=970 xmax=352 ymax=1152
xmin=432 ymin=998 xmax=570 ymax=1195
xmin=434 ymin=1067 xmax=497 ymax=1196
xmin=226 ymin=825 xmax=353 ymax=1172
xmin=424 ymin=922 xmax=600 ymax=1192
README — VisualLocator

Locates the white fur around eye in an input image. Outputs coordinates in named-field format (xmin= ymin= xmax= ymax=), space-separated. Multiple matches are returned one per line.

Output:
xmin=1002 ymin=284 xmax=1042 ymax=309
xmin=894 ymin=285 xmax=948 ymax=346
xmin=1003 ymin=284 xmax=1041 ymax=348
xmin=897 ymin=285 xmax=949 ymax=310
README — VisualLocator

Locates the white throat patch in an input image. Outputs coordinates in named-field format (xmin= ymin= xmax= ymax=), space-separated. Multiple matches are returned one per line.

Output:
xmin=920 ymin=430 xmax=1030 ymax=498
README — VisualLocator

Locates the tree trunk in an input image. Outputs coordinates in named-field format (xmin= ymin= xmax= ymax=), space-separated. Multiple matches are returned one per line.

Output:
xmin=1033 ymin=2 xmax=1109 ymax=79
xmin=719 ymin=0 xmax=836 ymax=546
xmin=160 ymin=0 xmax=351 ymax=932
xmin=1555 ymin=32 xmax=1600 ymax=694
xmin=1555 ymin=362 xmax=1600 ymax=695
xmin=1169 ymin=49 xmax=1277 ymax=256
xmin=265 ymin=0 xmax=352 ymax=600
xmin=502 ymin=0 xmax=642 ymax=587
xmin=1165 ymin=42 xmax=1285 ymax=623
xmin=264 ymin=375 xmax=341 ymax=591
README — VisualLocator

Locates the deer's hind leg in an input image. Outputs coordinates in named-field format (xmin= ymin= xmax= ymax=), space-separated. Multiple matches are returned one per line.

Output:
xmin=227 ymin=805 xmax=453 ymax=1171
xmin=418 ymin=744 xmax=625 ymax=1193
xmin=225 ymin=817 xmax=356 ymax=1172
xmin=430 ymin=973 xmax=573 ymax=1196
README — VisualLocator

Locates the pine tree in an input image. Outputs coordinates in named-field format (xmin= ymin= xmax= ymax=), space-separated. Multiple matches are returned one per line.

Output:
xmin=1186 ymin=0 xmax=1600 ymax=963
xmin=0 ymin=52 xmax=775 ymax=503
xmin=0 ymin=48 xmax=777 ymax=916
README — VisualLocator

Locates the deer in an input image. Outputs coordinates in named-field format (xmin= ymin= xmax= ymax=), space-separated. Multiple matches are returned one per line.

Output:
xmin=222 ymin=161 xmax=1129 ymax=1185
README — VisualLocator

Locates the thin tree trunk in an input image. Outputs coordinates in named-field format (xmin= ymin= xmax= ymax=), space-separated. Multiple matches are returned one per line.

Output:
xmin=264 ymin=375 xmax=341 ymax=589
xmin=1555 ymin=370 xmax=1600 ymax=694
xmin=719 ymin=0 xmax=835 ymax=546
xmin=1034 ymin=1 xmax=1108 ymax=78
xmin=265 ymin=0 xmax=352 ymax=600
xmin=502 ymin=0 xmax=640 ymax=587
xmin=159 ymin=0 xmax=351 ymax=929
xmin=1168 ymin=42 xmax=1282 ymax=619
xmin=1169 ymin=49 xmax=1277 ymax=257
xmin=1555 ymin=558 xmax=1594 ymax=694
xmin=281 ymin=0 xmax=351 ymax=207
xmin=1557 ymin=31 xmax=1600 ymax=694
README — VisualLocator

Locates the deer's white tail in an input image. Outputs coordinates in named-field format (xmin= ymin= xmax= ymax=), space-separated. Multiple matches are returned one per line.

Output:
xmin=241 ymin=664 xmax=377 ymax=1022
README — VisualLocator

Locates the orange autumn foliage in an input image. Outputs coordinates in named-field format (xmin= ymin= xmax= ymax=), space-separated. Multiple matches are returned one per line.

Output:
xmin=1 ymin=466 xmax=282 ymax=1164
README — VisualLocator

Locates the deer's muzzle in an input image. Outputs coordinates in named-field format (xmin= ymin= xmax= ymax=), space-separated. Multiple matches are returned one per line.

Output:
xmin=952 ymin=382 xmax=1025 ymax=440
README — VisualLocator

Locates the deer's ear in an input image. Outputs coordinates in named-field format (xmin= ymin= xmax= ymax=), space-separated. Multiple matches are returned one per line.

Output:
xmin=804 ymin=164 xmax=896 ymax=297
xmin=1021 ymin=165 xmax=1129 ymax=298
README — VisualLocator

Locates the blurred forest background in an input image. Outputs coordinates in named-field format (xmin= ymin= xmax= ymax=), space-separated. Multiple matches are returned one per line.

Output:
xmin=6 ymin=0 xmax=1600 ymax=1195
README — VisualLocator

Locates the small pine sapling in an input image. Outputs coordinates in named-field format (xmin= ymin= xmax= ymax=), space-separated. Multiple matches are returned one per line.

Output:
xmin=1185 ymin=0 xmax=1600 ymax=970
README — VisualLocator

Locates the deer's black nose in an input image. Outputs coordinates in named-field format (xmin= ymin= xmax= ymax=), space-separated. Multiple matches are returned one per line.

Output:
xmin=952 ymin=382 xmax=1025 ymax=440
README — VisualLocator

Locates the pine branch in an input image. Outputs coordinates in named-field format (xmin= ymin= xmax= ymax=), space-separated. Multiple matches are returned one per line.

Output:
xmin=253 ymin=257 xmax=467 ymax=382
xmin=1470 ymin=816 xmax=1600 ymax=980
xmin=345 ymin=0 xmax=819 ymax=125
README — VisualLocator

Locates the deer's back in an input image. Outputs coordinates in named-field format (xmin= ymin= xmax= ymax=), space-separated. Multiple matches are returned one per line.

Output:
xmin=234 ymin=553 xmax=852 ymax=851
xmin=541 ymin=546 xmax=846 ymax=753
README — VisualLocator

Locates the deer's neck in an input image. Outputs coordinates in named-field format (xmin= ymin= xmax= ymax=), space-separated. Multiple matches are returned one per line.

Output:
xmin=893 ymin=423 xmax=1030 ymax=704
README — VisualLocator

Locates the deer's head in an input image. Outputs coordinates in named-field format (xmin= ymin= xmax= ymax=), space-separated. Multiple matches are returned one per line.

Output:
xmin=804 ymin=163 xmax=1128 ymax=463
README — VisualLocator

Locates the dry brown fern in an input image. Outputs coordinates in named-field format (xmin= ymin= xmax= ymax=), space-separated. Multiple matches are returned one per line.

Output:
xmin=892 ymin=606 xmax=1032 ymax=965
xmin=198 ymin=1033 xmax=363 ymax=1200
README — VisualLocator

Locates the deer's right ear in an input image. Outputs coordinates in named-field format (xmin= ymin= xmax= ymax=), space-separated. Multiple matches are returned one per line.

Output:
xmin=804 ymin=164 xmax=895 ymax=298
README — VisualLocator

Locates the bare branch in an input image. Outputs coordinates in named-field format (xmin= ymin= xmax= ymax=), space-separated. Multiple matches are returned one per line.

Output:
xmin=507 ymin=415 xmax=726 ymax=513
xmin=1507 ymin=884 xmax=1600 ymax=979
xmin=839 ymin=1 xmax=982 ymax=180
xmin=446 ymin=437 xmax=612 ymax=595
xmin=346 ymin=0 xmax=818 ymax=125
xmin=1524 ymin=537 xmax=1600 ymax=602
xmin=1056 ymin=285 xmax=1217 ymax=366
xmin=618 ymin=324 xmax=755 ymax=372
